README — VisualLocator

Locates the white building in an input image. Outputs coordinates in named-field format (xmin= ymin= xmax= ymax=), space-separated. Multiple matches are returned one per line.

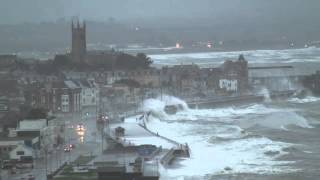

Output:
xmin=9 ymin=144 xmax=33 ymax=161
xmin=219 ymin=79 xmax=238 ymax=92
xmin=64 ymin=80 xmax=82 ymax=113
xmin=19 ymin=119 xmax=47 ymax=130
xmin=17 ymin=119 xmax=55 ymax=150
xmin=75 ymin=80 xmax=99 ymax=107
xmin=0 ymin=140 xmax=23 ymax=157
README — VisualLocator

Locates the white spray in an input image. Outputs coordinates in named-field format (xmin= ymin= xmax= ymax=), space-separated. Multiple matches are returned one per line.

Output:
xmin=258 ymin=87 xmax=271 ymax=102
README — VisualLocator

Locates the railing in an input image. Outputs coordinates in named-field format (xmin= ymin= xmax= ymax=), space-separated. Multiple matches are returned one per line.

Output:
xmin=160 ymin=148 xmax=176 ymax=166
xmin=138 ymin=124 xmax=180 ymax=147
xmin=138 ymin=122 xmax=190 ymax=164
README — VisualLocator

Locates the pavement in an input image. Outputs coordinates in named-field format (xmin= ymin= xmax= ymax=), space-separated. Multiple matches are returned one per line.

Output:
xmin=108 ymin=116 xmax=177 ymax=149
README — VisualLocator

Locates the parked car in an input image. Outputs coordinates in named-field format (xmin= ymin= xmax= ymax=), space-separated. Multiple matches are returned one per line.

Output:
xmin=69 ymin=144 xmax=76 ymax=149
xmin=27 ymin=174 xmax=35 ymax=180
xmin=64 ymin=145 xmax=71 ymax=152
xmin=20 ymin=174 xmax=35 ymax=180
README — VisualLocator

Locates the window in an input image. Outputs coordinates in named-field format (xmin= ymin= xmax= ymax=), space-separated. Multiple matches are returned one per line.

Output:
xmin=61 ymin=95 xmax=69 ymax=103
xmin=62 ymin=105 xmax=69 ymax=112
xmin=17 ymin=151 xmax=25 ymax=155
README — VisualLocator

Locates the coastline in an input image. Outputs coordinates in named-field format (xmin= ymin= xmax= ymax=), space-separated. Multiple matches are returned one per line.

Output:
xmin=7 ymin=44 xmax=316 ymax=61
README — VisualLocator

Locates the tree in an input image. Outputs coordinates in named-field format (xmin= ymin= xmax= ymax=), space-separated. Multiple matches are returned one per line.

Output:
xmin=113 ymin=52 xmax=153 ymax=70
xmin=136 ymin=53 xmax=153 ymax=68
xmin=34 ymin=60 xmax=58 ymax=75
xmin=53 ymin=54 xmax=71 ymax=68
xmin=238 ymin=54 xmax=245 ymax=61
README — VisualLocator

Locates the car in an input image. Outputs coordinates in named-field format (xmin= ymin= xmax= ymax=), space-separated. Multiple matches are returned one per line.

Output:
xmin=28 ymin=174 xmax=35 ymax=180
xmin=64 ymin=145 xmax=71 ymax=152
xmin=76 ymin=123 xmax=85 ymax=131
xmin=20 ymin=175 xmax=35 ymax=180
xmin=16 ymin=162 xmax=33 ymax=169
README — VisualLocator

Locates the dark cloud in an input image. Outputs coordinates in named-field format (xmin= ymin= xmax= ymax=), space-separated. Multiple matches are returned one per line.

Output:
xmin=0 ymin=0 xmax=319 ymax=24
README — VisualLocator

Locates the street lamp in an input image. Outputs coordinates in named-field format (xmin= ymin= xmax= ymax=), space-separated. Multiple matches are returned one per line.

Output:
xmin=76 ymin=123 xmax=85 ymax=144
xmin=80 ymin=136 xmax=84 ymax=143
xmin=84 ymin=112 xmax=89 ymax=122
xmin=77 ymin=131 xmax=85 ymax=136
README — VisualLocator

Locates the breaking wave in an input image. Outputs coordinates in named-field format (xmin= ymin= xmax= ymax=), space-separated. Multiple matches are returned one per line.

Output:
xmin=141 ymin=97 xmax=312 ymax=130
xmin=288 ymin=96 xmax=320 ymax=104
xmin=141 ymin=95 xmax=189 ymax=119
xmin=238 ymin=110 xmax=313 ymax=130
xmin=161 ymin=137 xmax=293 ymax=178
xmin=258 ymin=87 xmax=271 ymax=102
xmin=146 ymin=115 xmax=294 ymax=178
xmin=138 ymin=96 xmax=299 ymax=178
xmin=141 ymin=96 xmax=280 ymax=120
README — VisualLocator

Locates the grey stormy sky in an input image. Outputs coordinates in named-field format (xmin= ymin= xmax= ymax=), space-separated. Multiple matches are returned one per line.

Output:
xmin=0 ymin=0 xmax=319 ymax=24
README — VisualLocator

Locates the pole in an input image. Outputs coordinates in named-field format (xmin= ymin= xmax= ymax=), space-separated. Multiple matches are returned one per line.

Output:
xmin=45 ymin=148 xmax=48 ymax=178
xmin=101 ymin=127 xmax=104 ymax=154
xmin=68 ymin=126 xmax=71 ymax=163
xmin=55 ymin=150 xmax=58 ymax=173
xmin=0 ymin=159 xmax=2 ymax=180
xmin=63 ymin=120 xmax=66 ymax=166
xmin=57 ymin=148 xmax=60 ymax=169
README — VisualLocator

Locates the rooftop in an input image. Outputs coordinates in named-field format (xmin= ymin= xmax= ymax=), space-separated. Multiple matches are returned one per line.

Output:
xmin=18 ymin=119 xmax=47 ymax=130
xmin=0 ymin=136 xmax=38 ymax=142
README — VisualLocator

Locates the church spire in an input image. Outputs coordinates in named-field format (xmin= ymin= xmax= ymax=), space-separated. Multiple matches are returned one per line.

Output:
xmin=71 ymin=18 xmax=87 ymax=63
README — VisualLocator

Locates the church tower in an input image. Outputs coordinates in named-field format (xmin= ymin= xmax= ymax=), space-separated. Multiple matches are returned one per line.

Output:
xmin=71 ymin=19 xmax=87 ymax=62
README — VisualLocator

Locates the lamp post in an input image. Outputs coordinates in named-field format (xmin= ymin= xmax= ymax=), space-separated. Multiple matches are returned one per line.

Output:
xmin=85 ymin=112 xmax=89 ymax=121
xmin=44 ymin=147 xmax=48 ymax=178
xmin=101 ymin=126 xmax=104 ymax=154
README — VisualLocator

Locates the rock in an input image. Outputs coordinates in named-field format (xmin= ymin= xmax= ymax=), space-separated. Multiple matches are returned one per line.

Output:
xmin=264 ymin=150 xmax=280 ymax=156
xmin=224 ymin=166 xmax=232 ymax=171
xmin=164 ymin=105 xmax=178 ymax=115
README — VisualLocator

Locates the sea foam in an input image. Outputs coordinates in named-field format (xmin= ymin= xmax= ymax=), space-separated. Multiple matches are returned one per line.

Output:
xmin=138 ymin=97 xmax=296 ymax=178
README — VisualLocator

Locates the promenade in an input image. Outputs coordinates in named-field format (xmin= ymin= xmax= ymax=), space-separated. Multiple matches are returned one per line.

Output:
xmin=106 ymin=115 xmax=190 ymax=166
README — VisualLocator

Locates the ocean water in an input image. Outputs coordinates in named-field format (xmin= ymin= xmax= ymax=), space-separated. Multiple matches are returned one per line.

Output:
xmin=142 ymin=47 xmax=320 ymax=179
xmin=149 ymin=47 xmax=320 ymax=67
xmin=136 ymin=95 xmax=320 ymax=180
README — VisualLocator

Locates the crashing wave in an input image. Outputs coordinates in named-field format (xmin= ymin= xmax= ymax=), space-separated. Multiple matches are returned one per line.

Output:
xmin=288 ymin=96 xmax=320 ymax=104
xmin=136 ymin=96 xmax=299 ymax=178
xmin=242 ymin=111 xmax=312 ymax=130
